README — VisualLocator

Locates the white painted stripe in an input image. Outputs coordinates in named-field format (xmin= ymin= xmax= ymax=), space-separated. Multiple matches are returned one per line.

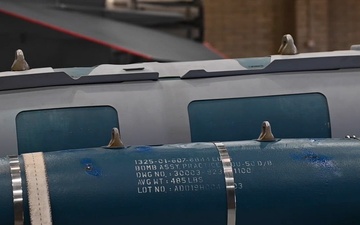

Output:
xmin=23 ymin=152 xmax=52 ymax=225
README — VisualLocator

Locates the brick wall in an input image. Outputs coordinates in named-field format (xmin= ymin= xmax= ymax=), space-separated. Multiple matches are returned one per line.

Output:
xmin=328 ymin=0 xmax=360 ymax=50
xmin=204 ymin=0 xmax=360 ymax=58
xmin=203 ymin=0 xmax=276 ymax=57
xmin=296 ymin=0 xmax=329 ymax=52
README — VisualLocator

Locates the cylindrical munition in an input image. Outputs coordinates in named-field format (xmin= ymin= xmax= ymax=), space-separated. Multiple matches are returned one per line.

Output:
xmin=0 ymin=138 xmax=360 ymax=225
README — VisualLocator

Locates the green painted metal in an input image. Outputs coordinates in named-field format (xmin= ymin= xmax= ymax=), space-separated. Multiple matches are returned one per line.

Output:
xmin=16 ymin=106 xmax=119 ymax=154
xmin=236 ymin=56 xmax=271 ymax=69
xmin=54 ymin=67 xmax=95 ymax=78
xmin=188 ymin=93 xmax=331 ymax=142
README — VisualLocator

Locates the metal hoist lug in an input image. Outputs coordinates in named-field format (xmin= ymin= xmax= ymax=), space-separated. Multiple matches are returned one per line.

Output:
xmin=257 ymin=121 xmax=276 ymax=142
xmin=104 ymin=127 xmax=125 ymax=149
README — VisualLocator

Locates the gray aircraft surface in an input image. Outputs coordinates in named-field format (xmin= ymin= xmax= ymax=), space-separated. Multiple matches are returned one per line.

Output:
xmin=0 ymin=46 xmax=359 ymax=156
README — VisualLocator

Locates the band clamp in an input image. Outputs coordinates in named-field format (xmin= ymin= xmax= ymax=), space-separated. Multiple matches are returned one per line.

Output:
xmin=214 ymin=142 xmax=236 ymax=225
xmin=8 ymin=155 xmax=24 ymax=225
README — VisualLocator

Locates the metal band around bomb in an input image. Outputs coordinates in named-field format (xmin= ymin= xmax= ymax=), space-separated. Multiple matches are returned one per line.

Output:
xmin=8 ymin=155 xmax=24 ymax=225
xmin=214 ymin=142 xmax=236 ymax=225
xmin=23 ymin=152 xmax=53 ymax=225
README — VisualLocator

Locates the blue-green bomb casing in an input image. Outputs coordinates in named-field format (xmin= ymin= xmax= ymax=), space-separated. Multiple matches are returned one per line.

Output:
xmin=1 ymin=138 xmax=360 ymax=225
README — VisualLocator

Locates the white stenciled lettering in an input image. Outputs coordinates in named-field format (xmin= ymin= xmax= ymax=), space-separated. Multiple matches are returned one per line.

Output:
xmin=188 ymin=157 xmax=220 ymax=163
xmin=174 ymin=170 xmax=201 ymax=176
xmin=187 ymin=177 xmax=203 ymax=183
xmin=182 ymin=163 xmax=202 ymax=169
xmin=135 ymin=159 xmax=154 ymax=165
xmin=136 ymin=172 xmax=152 ymax=178
xmin=152 ymin=178 xmax=164 ymax=185
xmin=234 ymin=183 xmax=243 ymax=190
xmin=232 ymin=160 xmax=273 ymax=167
xmin=154 ymin=171 xmax=166 ymax=177
xmin=137 ymin=179 xmax=151 ymax=185
xmin=159 ymin=164 xmax=181 ymax=170
xmin=154 ymin=186 xmax=166 ymax=193
xmin=207 ymin=169 xmax=223 ymax=175
xmin=137 ymin=178 xmax=165 ymax=186
xmin=135 ymin=165 xmax=157 ymax=171
xmin=137 ymin=186 xmax=152 ymax=193
xmin=182 ymin=162 xmax=221 ymax=169
xmin=134 ymin=157 xmax=227 ymax=194
xmin=233 ymin=167 xmax=251 ymax=174
xmin=174 ymin=184 xmax=221 ymax=192
xmin=232 ymin=162 xmax=243 ymax=167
